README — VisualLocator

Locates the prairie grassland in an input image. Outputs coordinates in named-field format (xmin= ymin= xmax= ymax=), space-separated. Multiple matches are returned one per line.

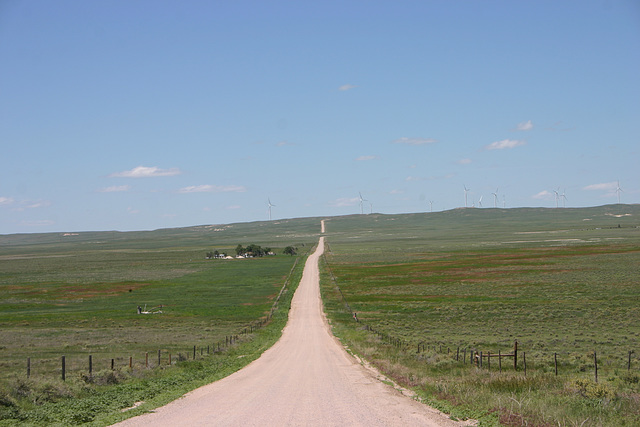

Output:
xmin=0 ymin=220 xmax=320 ymax=384
xmin=321 ymin=206 xmax=640 ymax=426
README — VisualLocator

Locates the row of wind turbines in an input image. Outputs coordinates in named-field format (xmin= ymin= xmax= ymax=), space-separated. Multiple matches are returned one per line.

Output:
xmin=266 ymin=180 xmax=625 ymax=220
xmin=463 ymin=186 xmax=505 ymax=208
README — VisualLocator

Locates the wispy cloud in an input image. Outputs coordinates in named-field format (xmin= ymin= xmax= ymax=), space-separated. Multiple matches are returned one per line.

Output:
xmin=276 ymin=141 xmax=296 ymax=147
xmin=20 ymin=219 xmax=55 ymax=227
xmin=110 ymin=166 xmax=181 ymax=178
xmin=338 ymin=84 xmax=357 ymax=91
xmin=392 ymin=137 xmax=438 ymax=146
xmin=99 ymin=185 xmax=131 ymax=193
xmin=328 ymin=197 xmax=358 ymax=207
xmin=583 ymin=182 xmax=617 ymax=191
xmin=356 ymin=155 xmax=377 ymax=161
xmin=0 ymin=197 xmax=15 ymax=206
xmin=514 ymin=120 xmax=533 ymax=131
xmin=546 ymin=121 xmax=575 ymax=132
xmin=178 ymin=184 xmax=247 ymax=194
xmin=457 ymin=158 xmax=472 ymax=165
xmin=484 ymin=139 xmax=526 ymax=150
xmin=532 ymin=190 xmax=553 ymax=200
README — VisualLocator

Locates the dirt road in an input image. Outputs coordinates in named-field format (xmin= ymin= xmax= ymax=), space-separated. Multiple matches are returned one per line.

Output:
xmin=114 ymin=236 xmax=464 ymax=426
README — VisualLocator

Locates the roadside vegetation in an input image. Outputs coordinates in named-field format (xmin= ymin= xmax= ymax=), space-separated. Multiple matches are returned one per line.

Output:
xmin=0 ymin=219 xmax=319 ymax=425
xmin=320 ymin=205 xmax=640 ymax=426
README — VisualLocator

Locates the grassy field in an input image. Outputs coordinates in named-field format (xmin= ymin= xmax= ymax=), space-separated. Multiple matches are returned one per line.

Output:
xmin=321 ymin=205 xmax=640 ymax=426
xmin=0 ymin=218 xmax=320 ymax=424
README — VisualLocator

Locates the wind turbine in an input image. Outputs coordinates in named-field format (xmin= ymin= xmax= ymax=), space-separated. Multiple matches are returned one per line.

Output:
xmin=553 ymin=189 xmax=559 ymax=208
xmin=268 ymin=198 xmax=275 ymax=221
xmin=463 ymin=186 xmax=470 ymax=208
xmin=478 ymin=195 xmax=483 ymax=208
xmin=429 ymin=200 xmax=434 ymax=213
xmin=492 ymin=188 xmax=499 ymax=208
xmin=616 ymin=180 xmax=623 ymax=204
xmin=359 ymin=192 xmax=367 ymax=215
xmin=560 ymin=189 xmax=567 ymax=208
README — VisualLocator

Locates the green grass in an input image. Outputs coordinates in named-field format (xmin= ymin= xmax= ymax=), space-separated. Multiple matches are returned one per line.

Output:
xmin=321 ymin=205 xmax=640 ymax=426
xmin=0 ymin=219 xmax=320 ymax=424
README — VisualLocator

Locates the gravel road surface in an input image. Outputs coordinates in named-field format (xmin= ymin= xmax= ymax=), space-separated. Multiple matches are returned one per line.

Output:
xmin=114 ymin=236 xmax=467 ymax=426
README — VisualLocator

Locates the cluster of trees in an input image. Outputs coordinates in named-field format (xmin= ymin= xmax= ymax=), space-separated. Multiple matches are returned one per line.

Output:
xmin=235 ymin=244 xmax=272 ymax=257
xmin=206 ymin=244 xmax=298 ymax=259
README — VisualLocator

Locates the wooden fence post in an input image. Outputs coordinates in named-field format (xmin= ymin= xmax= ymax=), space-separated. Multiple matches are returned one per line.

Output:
xmin=554 ymin=353 xmax=558 ymax=376
xmin=193 ymin=345 xmax=196 ymax=359
xmin=27 ymin=357 xmax=30 ymax=378
xmin=62 ymin=356 xmax=66 ymax=381
xmin=111 ymin=358 xmax=114 ymax=370
xmin=514 ymin=341 xmax=518 ymax=371
xmin=158 ymin=349 xmax=161 ymax=367
xmin=487 ymin=352 xmax=491 ymax=370
xmin=594 ymin=351 xmax=598 ymax=383
xmin=629 ymin=351 xmax=633 ymax=371
xmin=89 ymin=355 xmax=93 ymax=377
xmin=499 ymin=350 xmax=502 ymax=373
xmin=145 ymin=352 xmax=148 ymax=368
xmin=129 ymin=356 xmax=132 ymax=370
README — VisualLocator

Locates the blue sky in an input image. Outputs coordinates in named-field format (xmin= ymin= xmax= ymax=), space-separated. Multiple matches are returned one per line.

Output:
xmin=1 ymin=0 xmax=639 ymax=234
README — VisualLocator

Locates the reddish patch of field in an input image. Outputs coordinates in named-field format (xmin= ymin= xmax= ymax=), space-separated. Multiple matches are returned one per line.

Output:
xmin=57 ymin=283 xmax=153 ymax=299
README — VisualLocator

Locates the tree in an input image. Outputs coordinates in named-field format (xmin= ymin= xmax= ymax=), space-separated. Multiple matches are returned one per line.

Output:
xmin=235 ymin=244 xmax=245 ymax=256
xmin=283 ymin=246 xmax=297 ymax=256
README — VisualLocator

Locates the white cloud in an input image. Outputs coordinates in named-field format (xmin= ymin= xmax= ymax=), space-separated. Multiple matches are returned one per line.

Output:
xmin=392 ymin=137 xmax=438 ymax=146
xmin=583 ymin=182 xmax=617 ymax=191
xmin=338 ymin=84 xmax=357 ymax=91
xmin=0 ymin=197 xmax=15 ymax=206
xmin=356 ymin=155 xmax=377 ymax=161
xmin=178 ymin=184 xmax=247 ymax=194
xmin=226 ymin=205 xmax=241 ymax=210
xmin=110 ymin=166 xmax=181 ymax=178
xmin=485 ymin=139 xmax=526 ymax=150
xmin=99 ymin=185 xmax=131 ymax=193
xmin=25 ymin=201 xmax=51 ymax=209
xmin=329 ymin=197 xmax=359 ymax=207
xmin=515 ymin=120 xmax=533 ymax=131
xmin=532 ymin=190 xmax=553 ymax=199
xmin=457 ymin=158 xmax=472 ymax=165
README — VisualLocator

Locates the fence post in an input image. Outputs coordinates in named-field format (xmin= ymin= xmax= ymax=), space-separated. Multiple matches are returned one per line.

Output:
xmin=479 ymin=351 xmax=483 ymax=368
xmin=158 ymin=349 xmax=161 ymax=367
xmin=27 ymin=357 xmax=30 ymax=378
xmin=463 ymin=348 xmax=466 ymax=364
xmin=629 ymin=351 xmax=633 ymax=371
xmin=487 ymin=351 xmax=491 ymax=370
xmin=129 ymin=356 xmax=132 ymax=370
xmin=498 ymin=350 xmax=502 ymax=373
xmin=456 ymin=347 xmax=459 ymax=361
xmin=193 ymin=345 xmax=196 ymax=359
xmin=554 ymin=353 xmax=558 ymax=376
xmin=89 ymin=355 xmax=93 ymax=377
xmin=111 ymin=358 xmax=115 ymax=370
xmin=594 ymin=351 xmax=598 ymax=383
xmin=145 ymin=352 xmax=148 ymax=368
xmin=62 ymin=356 xmax=66 ymax=381
xmin=514 ymin=341 xmax=518 ymax=371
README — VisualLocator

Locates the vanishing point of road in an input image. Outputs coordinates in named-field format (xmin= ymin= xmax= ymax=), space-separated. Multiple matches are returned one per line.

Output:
xmin=114 ymin=233 xmax=468 ymax=426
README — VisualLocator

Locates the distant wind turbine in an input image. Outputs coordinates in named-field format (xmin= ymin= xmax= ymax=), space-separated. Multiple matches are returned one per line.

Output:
xmin=268 ymin=198 xmax=275 ymax=221
xmin=463 ymin=185 xmax=470 ymax=208
xmin=560 ymin=189 xmax=567 ymax=208
xmin=553 ymin=189 xmax=560 ymax=208
xmin=429 ymin=200 xmax=434 ymax=213
xmin=478 ymin=195 xmax=483 ymax=208
xmin=359 ymin=192 xmax=368 ymax=215
xmin=492 ymin=188 xmax=499 ymax=208
xmin=616 ymin=180 xmax=623 ymax=204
